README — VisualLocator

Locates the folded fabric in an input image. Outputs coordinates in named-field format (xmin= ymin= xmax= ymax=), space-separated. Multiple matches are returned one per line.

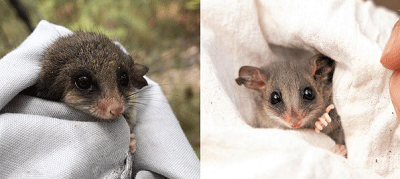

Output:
xmin=0 ymin=20 xmax=199 ymax=179
xmin=201 ymin=0 xmax=399 ymax=178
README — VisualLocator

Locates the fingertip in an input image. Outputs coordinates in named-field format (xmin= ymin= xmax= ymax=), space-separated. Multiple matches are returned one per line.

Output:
xmin=381 ymin=19 xmax=400 ymax=70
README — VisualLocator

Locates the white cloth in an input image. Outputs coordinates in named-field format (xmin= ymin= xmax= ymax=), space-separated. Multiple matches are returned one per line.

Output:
xmin=0 ymin=20 xmax=199 ymax=179
xmin=201 ymin=0 xmax=399 ymax=178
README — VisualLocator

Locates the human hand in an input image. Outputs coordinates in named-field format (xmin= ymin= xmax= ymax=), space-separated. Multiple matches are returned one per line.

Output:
xmin=381 ymin=19 xmax=400 ymax=121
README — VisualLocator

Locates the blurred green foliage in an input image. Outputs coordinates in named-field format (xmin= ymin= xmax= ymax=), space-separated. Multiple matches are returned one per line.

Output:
xmin=0 ymin=0 xmax=200 ymax=157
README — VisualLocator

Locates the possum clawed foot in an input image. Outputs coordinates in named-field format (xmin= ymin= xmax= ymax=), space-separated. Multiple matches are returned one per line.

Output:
xmin=332 ymin=144 xmax=347 ymax=157
xmin=129 ymin=133 xmax=136 ymax=153
xmin=315 ymin=104 xmax=335 ymax=133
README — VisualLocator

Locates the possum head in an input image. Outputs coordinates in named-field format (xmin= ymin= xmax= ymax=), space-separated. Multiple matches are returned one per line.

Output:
xmin=35 ymin=32 xmax=148 ymax=120
xmin=235 ymin=55 xmax=335 ymax=129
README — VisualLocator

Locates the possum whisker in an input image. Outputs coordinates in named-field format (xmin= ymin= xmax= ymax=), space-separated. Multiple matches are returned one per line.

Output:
xmin=128 ymin=90 xmax=194 ymax=101
xmin=127 ymin=101 xmax=168 ymax=115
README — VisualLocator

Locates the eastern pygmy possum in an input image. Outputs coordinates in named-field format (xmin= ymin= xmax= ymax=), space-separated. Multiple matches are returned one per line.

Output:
xmin=235 ymin=54 xmax=346 ymax=156
xmin=23 ymin=31 xmax=148 ymax=153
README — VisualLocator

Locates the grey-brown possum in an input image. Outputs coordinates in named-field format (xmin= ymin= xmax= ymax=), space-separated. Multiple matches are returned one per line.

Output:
xmin=235 ymin=54 xmax=346 ymax=154
xmin=24 ymin=31 xmax=148 ymax=121
xmin=23 ymin=32 xmax=148 ymax=153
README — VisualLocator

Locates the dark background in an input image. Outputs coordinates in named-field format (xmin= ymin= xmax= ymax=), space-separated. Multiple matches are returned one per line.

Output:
xmin=374 ymin=0 xmax=400 ymax=15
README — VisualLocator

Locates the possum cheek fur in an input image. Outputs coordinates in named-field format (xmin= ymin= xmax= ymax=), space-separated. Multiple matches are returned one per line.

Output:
xmin=63 ymin=88 xmax=126 ymax=120
xmin=62 ymin=64 xmax=148 ymax=120
xmin=60 ymin=70 xmax=125 ymax=120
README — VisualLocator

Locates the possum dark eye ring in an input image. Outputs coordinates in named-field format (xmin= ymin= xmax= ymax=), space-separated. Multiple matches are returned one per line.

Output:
xmin=119 ymin=72 xmax=129 ymax=87
xmin=270 ymin=91 xmax=282 ymax=105
xmin=303 ymin=87 xmax=315 ymax=100
xmin=75 ymin=75 xmax=93 ymax=90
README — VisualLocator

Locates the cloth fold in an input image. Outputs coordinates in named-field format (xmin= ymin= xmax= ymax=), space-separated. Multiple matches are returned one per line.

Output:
xmin=201 ymin=0 xmax=399 ymax=178
xmin=0 ymin=20 xmax=199 ymax=179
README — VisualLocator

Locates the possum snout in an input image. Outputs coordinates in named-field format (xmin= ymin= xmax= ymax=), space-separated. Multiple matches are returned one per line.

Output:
xmin=109 ymin=106 xmax=123 ymax=118
xmin=97 ymin=94 xmax=125 ymax=119
xmin=282 ymin=110 xmax=307 ymax=129
xmin=100 ymin=102 xmax=124 ymax=119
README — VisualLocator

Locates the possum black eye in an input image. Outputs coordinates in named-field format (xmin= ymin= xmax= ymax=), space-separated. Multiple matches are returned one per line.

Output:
xmin=119 ymin=72 xmax=129 ymax=87
xmin=303 ymin=87 xmax=315 ymax=100
xmin=75 ymin=75 xmax=93 ymax=90
xmin=270 ymin=91 xmax=282 ymax=105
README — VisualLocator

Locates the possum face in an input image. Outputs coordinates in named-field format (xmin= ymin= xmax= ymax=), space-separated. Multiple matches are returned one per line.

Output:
xmin=235 ymin=55 xmax=334 ymax=129
xmin=258 ymin=69 xmax=326 ymax=129
xmin=35 ymin=32 xmax=148 ymax=120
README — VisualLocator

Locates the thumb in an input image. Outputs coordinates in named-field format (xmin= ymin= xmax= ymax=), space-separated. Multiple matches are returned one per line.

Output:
xmin=381 ymin=19 xmax=400 ymax=70
xmin=389 ymin=70 xmax=400 ymax=121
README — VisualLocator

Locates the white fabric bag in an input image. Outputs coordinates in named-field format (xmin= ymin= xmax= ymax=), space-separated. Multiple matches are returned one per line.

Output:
xmin=201 ymin=0 xmax=399 ymax=178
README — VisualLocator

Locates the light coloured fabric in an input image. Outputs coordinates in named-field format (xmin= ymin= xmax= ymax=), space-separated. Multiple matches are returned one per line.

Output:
xmin=0 ymin=20 xmax=199 ymax=179
xmin=201 ymin=0 xmax=399 ymax=178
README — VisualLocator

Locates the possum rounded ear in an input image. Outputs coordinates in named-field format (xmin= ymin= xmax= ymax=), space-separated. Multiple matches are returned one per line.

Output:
xmin=133 ymin=63 xmax=149 ymax=77
xmin=310 ymin=54 xmax=335 ymax=82
xmin=235 ymin=66 xmax=268 ymax=92
xmin=131 ymin=63 xmax=149 ymax=89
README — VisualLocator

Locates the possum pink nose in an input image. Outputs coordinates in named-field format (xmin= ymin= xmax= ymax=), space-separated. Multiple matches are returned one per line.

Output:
xmin=110 ymin=107 xmax=123 ymax=118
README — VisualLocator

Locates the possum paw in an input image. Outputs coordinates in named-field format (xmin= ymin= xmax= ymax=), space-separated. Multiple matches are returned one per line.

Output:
xmin=315 ymin=104 xmax=335 ymax=133
xmin=129 ymin=133 xmax=136 ymax=153
xmin=332 ymin=144 xmax=347 ymax=157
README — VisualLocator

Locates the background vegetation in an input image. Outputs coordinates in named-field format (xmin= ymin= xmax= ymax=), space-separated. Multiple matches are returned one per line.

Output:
xmin=0 ymin=0 xmax=200 ymax=157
